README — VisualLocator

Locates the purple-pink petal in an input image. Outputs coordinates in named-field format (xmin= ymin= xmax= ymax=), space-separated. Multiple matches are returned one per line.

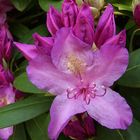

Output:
xmin=0 ymin=85 xmax=15 ymax=106
xmin=47 ymin=6 xmax=63 ymax=35
xmin=0 ymin=127 xmax=13 ymax=140
xmin=51 ymin=27 xmax=93 ymax=74
xmin=103 ymin=29 xmax=126 ymax=48
xmin=73 ymin=4 xmax=94 ymax=45
xmin=62 ymin=0 xmax=78 ymax=27
xmin=48 ymin=93 xmax=85 ymax=140
xmin=14 ymin=42 xmax=38 ymax=60
xmin=27 ymin=54 xmax=78 ymax=95
xmin=0 ymin=25 xmax=12 ymax=61
xmin=87 ymin=43 xmax=128 ymax=87
xmin=84 ymin=88 xmax=132 ymax=129
xmin=94 ymin=4 xmax=116 ymax=47
xmin=0 ymin=82 xmax=15 ymax=140
xmin=33 ymin=33 xmax=53 ymax=55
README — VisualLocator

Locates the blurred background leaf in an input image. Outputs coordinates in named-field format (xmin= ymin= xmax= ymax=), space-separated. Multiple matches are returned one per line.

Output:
xmin=38 ymin=0 xmax=62 ymax=11
xmin=118 ymin=48 xmax=140 ymax=87
xmin=11 ymin=0 xmax=33 ymax=11
xmin=9 ymin=124 xmax=27 ymax=140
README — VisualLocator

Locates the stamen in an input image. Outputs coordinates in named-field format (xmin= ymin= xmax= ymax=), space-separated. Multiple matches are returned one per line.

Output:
xmin=67 ymin=88 xmax=78 ymax=99
xmin=67 ymin=54 xmax=86 ymax=76
xmin=66 ymin=83 xmax=107 ymax=105
xmin=85 ymin=94 xmax=91 ymax=105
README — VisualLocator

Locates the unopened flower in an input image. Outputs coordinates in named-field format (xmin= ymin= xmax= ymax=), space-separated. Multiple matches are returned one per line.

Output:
xmin=0 ymin=24 xmax=12 ymax=62
xmin=63 ymin=113 xmax=95 ymax=140
xmin=0 ymin=18 xmax=18 ymax=140
xmin=132 ymin=0 xmax=140 ymax=26
xmin=15 ymin=3 xmax=132 ymax=140
xmin=76 ymin=0 xmax=105 ymax=18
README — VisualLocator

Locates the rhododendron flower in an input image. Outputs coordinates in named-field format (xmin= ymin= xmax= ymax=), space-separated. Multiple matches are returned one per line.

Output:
xmin=14 ymin=2 xmax=132 ymax=140
xmin=0 ymin=20 xmax=15 ymax=140
xmin=0 ymin=65 xmax=15 ymax=140
xmin=63 ymin=113 xmax=95 ymax=140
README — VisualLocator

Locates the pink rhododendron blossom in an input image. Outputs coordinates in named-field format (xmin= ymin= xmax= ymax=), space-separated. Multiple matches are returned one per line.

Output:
xmin=0 ymin=65 xmax=15 ymax=140
xmin=63 ymin=113 xmax=95 ymax=140
xmin=14 ymin=2 xmax=133 ymax=140
xmin=0 ymin=19 xmax=15 ymax=140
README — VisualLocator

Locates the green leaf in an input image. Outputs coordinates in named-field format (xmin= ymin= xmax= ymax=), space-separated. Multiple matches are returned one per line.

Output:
xmin=113 ymin=4 xmax=132 ymax=11
xmin=20 ymin=24 xmax=48 ymax=44
xmin=119 ymin=86 xmax=140 ymax=121
xmin=9 ymin=124 xmax=27 ymax=140
xmin=125 ymin=19 xmax=135 ymax=30
xmin=38 ymin=0 xmax=62 ymax=11
xmin=26 ymin=114 xmax=50 ymax=140
xmin=118 ymin=49 xmax=140 ymax=88
xmin=9 ymin=23 xmax=30 ymax=39
xmin=94 ymin=126 xmax=122 ymax=140
xmin=11 ymin=0 xmax=32 ymax=11
xmin=120 ymin=119 xmax=140 ymax=140
xmin=0 ymin=95 xmax=53 ymax=128
xmin=94 ymin=119 xmax=140 ymax=140
xmin=14 ymin=72 xmax=44 ymax=94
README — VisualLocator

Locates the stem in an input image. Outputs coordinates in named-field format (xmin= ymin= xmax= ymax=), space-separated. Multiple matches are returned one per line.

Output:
xmin=129 ymin=28 xmax=140 ymax=52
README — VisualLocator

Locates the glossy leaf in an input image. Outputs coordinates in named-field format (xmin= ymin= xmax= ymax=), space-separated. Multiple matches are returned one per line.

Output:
xmin=11 ymin=0 xmax=32 ymax=11
xmin=20 ymin=25 xmax=49 ymax=44
xmin=14 ymin=72 xmax=44 ymax=94
xmin=119 ymin=86 xmax=140 ymax=121
xmin=38 ymin=0 xmax=62 ymax=11
xmin=0 ymin=95 xmax=53 ymax=128
xmin=118 ymin=49 xmax=140 ymax=88
xmin=26 ymin=114 xmax=50 ymax=140
xmin=113 ymin=4 xmax=132 ymax=11
xmin=94 ymin=119 xmax=140 ymax=140
xmin=9 ymin=124 xmax=27 ymax=140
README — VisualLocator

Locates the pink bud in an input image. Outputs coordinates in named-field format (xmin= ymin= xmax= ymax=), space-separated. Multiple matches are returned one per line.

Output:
xmin=63 ymin=113 xmax=95 ymax=140
xmin=134 ymin=4 xmax=140 ymax=26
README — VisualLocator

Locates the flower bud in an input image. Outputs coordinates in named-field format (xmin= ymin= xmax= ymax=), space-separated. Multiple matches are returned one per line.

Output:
xmin=134 ymin=5 xmax=140 ymax=27
xmin=0 ymin=24 xmax=12 ymax=62
xmin=132 ymin=0 xmax=140 ymax=26
xmin=63 ymin=113 xmax=95 ymax=140
xmin=75 ymin=0 xmax=104 ymax=18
